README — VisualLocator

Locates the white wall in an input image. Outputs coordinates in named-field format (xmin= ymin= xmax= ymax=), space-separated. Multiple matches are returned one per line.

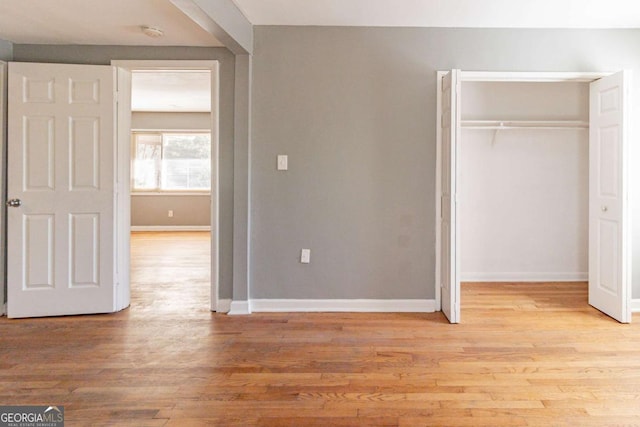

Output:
xmin=460 ymin=82 xmax=589 ymax=281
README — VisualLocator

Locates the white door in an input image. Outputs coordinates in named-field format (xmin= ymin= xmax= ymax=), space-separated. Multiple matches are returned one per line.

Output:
xmin=589 ymin=70 xmax=631 ymax=323
xmin=7 ymin=62 xmax=118 ymax=318
xmin=440 ymin=70 xmax=461 ymax=323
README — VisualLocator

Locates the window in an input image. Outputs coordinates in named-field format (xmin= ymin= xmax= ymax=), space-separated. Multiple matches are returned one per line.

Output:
xmin=132 ymin=132 xmax=211 ymax=192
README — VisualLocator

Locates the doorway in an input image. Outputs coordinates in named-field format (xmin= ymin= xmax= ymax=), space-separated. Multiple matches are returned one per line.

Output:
xmin=113 ymin=60 xmax=220 ymax=312
xmin=435 ymin=70 xmax=632 ymax=324
xmin=4 ymin=60 xmax=220 ymax=318
xmin=128 ymin=68 xmax=213 ymax=311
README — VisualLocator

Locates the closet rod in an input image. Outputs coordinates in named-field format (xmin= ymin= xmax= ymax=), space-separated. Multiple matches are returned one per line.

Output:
xmin=461 ymin=120 xmax=588 ymax=130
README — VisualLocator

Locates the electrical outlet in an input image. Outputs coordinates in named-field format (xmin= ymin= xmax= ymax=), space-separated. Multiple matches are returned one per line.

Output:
xmin=300 ymin=249 xmax=311 ymax=264
xmin=168 ymin=210 xmax=174 ymax=218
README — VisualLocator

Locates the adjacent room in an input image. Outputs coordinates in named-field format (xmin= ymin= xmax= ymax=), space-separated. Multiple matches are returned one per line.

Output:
xmin=129 ymin=69 xmax=213 ymax=313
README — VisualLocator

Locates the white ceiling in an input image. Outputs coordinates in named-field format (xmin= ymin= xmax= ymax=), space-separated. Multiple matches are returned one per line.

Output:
xmin=232 ymin=0 xmax=640 ymax=28
xmin=131 ymin=71 xmax=211 ymax=112
xmin=0 ymin=0 xmax=223 ymax=46
xmin=0 ymin=0 xmax=638 ymax=50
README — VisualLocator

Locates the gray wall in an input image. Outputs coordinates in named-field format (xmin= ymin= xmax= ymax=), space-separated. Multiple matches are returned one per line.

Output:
xmin=131 ymin=195 xmax=210 ymax=226
xmin=12 ymin=44 xmax=235 ymax=299
xmin=0 ymin=39 xmax=12 ymax=61
xmin=251 ymin=27 xmax=640 ymax=300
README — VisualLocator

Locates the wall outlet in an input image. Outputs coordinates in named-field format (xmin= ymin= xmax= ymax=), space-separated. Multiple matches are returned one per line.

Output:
xmin=300 ymin=249 xmax=311 ymax=264
xmin=168 ymin=210 xmax=174 ymax=218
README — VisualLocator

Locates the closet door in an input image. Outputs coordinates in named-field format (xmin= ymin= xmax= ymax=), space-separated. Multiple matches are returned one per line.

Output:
xmin=440 ymin=70 xmax=461 ymax=323
xmin=589 ymin=70 xmax=631 ymax=323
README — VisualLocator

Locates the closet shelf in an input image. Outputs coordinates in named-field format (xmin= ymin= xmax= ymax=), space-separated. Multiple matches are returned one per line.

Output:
xmin=461 ymin=120 xmax=588 ymax=130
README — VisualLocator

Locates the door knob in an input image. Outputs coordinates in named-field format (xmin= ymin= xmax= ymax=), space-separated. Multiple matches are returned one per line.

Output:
xmin=601 ymin=206 xmax=608 ymax=212
xmin=6 ymin=199 xmax=21 ymax=207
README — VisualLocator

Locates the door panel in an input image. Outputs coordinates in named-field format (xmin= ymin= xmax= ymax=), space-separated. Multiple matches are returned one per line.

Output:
xmin=589 ymin=70 xmax=631 ymax=323
xmin=440 ymin=70 xmax=461 ymax=323
xmin=70 ymin=213 xmax=100 ymax=287
xmin=25 ymin=214 xmax=55 ymax=288
xmin=7 ymin=62 xmax=117 ymax=318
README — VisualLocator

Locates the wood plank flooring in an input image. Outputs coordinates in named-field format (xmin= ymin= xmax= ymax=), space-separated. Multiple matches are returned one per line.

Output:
xmin=0 ymin=231 xmax=639 ymax=426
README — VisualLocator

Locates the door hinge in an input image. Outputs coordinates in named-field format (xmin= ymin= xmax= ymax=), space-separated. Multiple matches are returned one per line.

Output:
xmin=114 ymin=90 xmax=119 ymax=105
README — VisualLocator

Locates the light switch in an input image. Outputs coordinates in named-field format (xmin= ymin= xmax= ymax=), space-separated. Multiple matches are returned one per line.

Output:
xmin=277 ymin=155 xmax=288 ymax=171
xmin=300 ymin=249 xmax=311 ymax=264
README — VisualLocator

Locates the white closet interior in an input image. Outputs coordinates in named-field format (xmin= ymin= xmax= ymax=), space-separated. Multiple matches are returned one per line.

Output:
xmin=459 ymin=81 xmax=590 ymax=282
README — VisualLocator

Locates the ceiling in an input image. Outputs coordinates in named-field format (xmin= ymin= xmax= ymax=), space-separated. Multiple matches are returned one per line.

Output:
xmin=0 ymin=0 xmax=638 ymax=49
xmin=232 ymin=0 xmax=640 ymax=28
xmin=131 ymin=71 xmax=211 ymax=112
xmin=0 ymin=0 xmax=223 ymax=46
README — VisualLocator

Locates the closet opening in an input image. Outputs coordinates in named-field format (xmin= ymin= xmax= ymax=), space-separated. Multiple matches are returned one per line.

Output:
xmin=435 ymin=70 xmax=631 ymax=324
xmin=460 ymin=81 xmax=589 ymax=319
xmin=460 ymin=81 xmax=589 ymax=284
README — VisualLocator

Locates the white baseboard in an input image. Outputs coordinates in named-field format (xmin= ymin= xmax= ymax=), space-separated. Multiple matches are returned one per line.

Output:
xmin=228 ymin=300 xmax=251 ymax=315
xmin=131 ymin=225 xmax=211 ymax=232
xmin=461 ymin=272 xmax=588 ymax=282
xmin=215 ymin=299 xmax=231 ymax=313
xmin=249 ymin=299 xmax=436 ymax=313
xmin=631 ymin=299 xmax=640 ymax=313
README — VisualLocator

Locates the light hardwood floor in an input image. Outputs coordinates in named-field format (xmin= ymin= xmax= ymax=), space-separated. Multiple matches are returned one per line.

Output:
xmin=0 ymin=231 xmax=639 ymax=426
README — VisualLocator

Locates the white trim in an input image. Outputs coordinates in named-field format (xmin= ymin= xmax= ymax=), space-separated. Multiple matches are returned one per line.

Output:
xmin=112 ymin=59 xmax=220 ymax=313
xmin=461 ymin=272 xmax=588 ymax=282
xmin=228 ymin=300 xmax=251 ymax=315
xmin=631 ymin=299 xmax=640 ymax=313
xmin=132 ymin=192 xmax=211 ymax=196
xmin=111 ymin=60 xmax=219 ymax=71
xmin=434 ymin=70 xmax=445 ymax=312
xmin=131 ymin=128 xmax=211 ymax=132
xmin=0 ymin=61 xmax=6 ymax=316
xmin=130 ymin=225 xmax=211 ymax=232
xmin=115 ymin=67 xmax=132 ymax=312
xmin=250 ymin=299 xmax=436 ymax=313
xmin=216 ymin=299 xmax=231 ymax=313
xmin=461 ymin=119 xmax=589 ymax=130
xmin=461 ymin=71 xmax=611 ymax=83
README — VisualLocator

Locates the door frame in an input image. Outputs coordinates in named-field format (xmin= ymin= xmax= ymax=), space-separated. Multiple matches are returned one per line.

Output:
xmin=434 ymin=70 xmax=614 ymax=314
xmin=0 ymin=61 xmax=6 ymax=316
xmin=112 ymin=60 xmax=221 ymax=312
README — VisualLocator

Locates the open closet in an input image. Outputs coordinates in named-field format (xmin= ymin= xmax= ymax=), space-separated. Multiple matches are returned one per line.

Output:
xmin=436 ymin=70 xmax=631 ymax=325
xmin=460 ymin=81 xmax=589 ymax=283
